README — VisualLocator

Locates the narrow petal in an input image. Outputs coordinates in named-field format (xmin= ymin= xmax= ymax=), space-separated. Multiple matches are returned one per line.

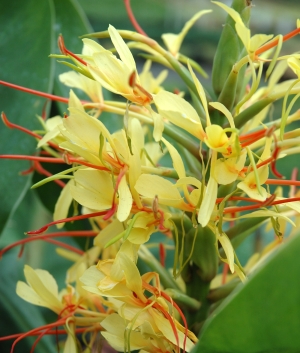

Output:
xmin=198 ymin=177 xmax=218 ymax=227
xmin=108 ymin=25 xmax=136 ymax=72
xmin=54 ymin=179 xmax=74 ymax=228
xmin=117 ymin=176 xmax=133 ymax=222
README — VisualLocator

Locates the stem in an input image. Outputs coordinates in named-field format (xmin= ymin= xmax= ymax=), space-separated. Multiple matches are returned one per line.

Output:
xmin=0 ymin=80 xmax=71 ymax=104
xmin=138 ymin=245 xmax=181 ymax=291
xmin=123 ymin=0 xmax=148 ymax=36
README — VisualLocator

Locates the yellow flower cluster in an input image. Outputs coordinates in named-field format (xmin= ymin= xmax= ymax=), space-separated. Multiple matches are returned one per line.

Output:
xmin=3 ymin=1 xmax=300 ymax=352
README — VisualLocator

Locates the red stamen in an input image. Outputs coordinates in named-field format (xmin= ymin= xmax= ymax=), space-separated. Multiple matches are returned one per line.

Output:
xmin=0 ymin=155 xmax=65 ymax=163
xmin=159 ymin=243 xmax=166 ymax=267
xmin=266 ymin=179 xmax=300 ymax=186
xmin=58 ymin=35 xmax=87 ymax=66
xmin=41 ymin=100 xmax=49 ymax=121
xmin=0 ymin=154 xmax=110 ymax=172
xmin=240 ymin=126 xmax=276 ymax=148
xmin=26 ymin=211 xmax=108 ymax=235
xmin=224 ymin=195 xmax=300 ymax=214
xmin=18 ymin=245 xmax=25 ymax=258
xmin=222 ymin=263 xmax=229 ymax=285
xmin=289 ymin=168 xmax=298 ymax=197
xmin=255 ymin=27 xmax=300 ymax=56
xmin=216 ymin=196 xmax=260 ymax=204
xmin=152 ymin=301 xmax=180 ymax=353
xmin=123 ymin=0 xmax=148 ymax=36
xmin=33 ymin=161 xmax=66 ymax=188
xmin=1 ymin=112 xmax=60 ymax=150
xmin=0 ymin=231 xmax=96 ymax=258
xmin=9 ymin=316 xmax=71 ymax=353
xmin=0 ymin=327 xmax=100 ymax=341
xmin=0 ymin=80 xmax=70 ymax=104
xmin=161 ymin=291 xmax=189 ymax=353
xmin=270 ymin=133 xmax=283 ymax=178
xmin=129 ymin=71 xmax=136 ymax=88
xmin=20 ymin=165 xmax=35 ymax=175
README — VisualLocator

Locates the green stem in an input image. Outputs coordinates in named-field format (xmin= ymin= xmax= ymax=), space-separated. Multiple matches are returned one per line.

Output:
xmin=163 ymin=124 xmax=199 ymax=159
xmin=138 ymin=245 xmax=181 ymax=291
xmin=164 ymin=288 xmax=201 ymax=310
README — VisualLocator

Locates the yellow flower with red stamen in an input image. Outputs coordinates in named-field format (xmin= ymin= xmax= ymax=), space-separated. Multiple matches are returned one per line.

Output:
xmin=83 ymin=25 xmax=152 ymax=105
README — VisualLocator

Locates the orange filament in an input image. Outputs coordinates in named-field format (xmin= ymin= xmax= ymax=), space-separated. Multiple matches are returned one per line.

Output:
xmin=255 ymin=27 xmax=300 ymax=56
xmin=123 ymin=0 xmax=148 ymax=37
xmin=58 ymin=35 xmax=87 ymax=66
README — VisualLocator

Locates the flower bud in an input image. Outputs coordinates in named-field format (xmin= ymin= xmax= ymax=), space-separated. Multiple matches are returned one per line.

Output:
xmin=212 ymin=0 xmax=251 ymax=98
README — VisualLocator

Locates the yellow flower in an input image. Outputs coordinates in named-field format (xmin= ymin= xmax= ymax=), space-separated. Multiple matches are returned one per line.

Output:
xmin=213 ymin=151 xmax=247 ymax=185
xmin=16 ymin=265 xmax=64 ymax=314
xmin=237 ymin=138 xmax=272 ymax=201
xmin=162 ymin=10 xmax=212 ymax=56
xmin=84 ymin=25 xmax=152 ymax=105
xmin=212 ymin=1 xmax=273 ymax=60
xmin=59 ymin=70 xmax=103 ymax=104
xmin=154 ymin=90 xmax=205 ymax=140
xmin=80 ymin=251 xmax=197 ymax=352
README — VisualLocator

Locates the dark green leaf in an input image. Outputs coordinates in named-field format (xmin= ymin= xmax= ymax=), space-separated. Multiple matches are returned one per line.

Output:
xmin=0 ymin=0 xmax=55 ymax=234
xmin=195 ymin=234 xmax=300 ymax=353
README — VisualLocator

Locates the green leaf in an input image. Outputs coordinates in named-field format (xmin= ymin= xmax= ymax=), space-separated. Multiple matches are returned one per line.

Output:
xmin=0 ymin=250 xmax=57 ymax=353
xmin=195 ymin=234 xmax=300 ymax=353
xmin=33 ymin=0 xmax=94 ymax=214
xmin=0 ymin=0 xmax=55 ymax=234
xmin=52 ymin=0 xmax=94 ymax=112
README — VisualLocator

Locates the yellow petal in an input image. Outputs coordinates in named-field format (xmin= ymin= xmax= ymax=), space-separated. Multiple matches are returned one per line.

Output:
xmin=214 ymin=153 xmax=246 ymax=185
xmin=89 ymin=51 xmax=132 ymax=95
xmin=162 ymin=10 xmax=212 ymax=55
xmin=101 ymin=313 xmax=149 ymax=351
xmin=205 ymin=125 xmax=229 ymax=153
xmin=17 ymin=265 xmax=62 ymax=314
xmin=118 ymin=252 xmax=145 ymax=301
xmin=198 ymin=177 xmax=218 ymax=227
xmin=152 ymin=111 xmax=164 ymax=142
xmin=237 ymin=166 xmax=269 ymax=201
xmin=151 ymin=309 xmax=195 ymax=352
xmin=79 ymin=265 xmax=106 ymax=296
xmin=235 ymin=22 xmax=250 ymax=52
xmin=212 ymin=1 xmax=244 ymax=25
xmin=108 ymin=25 xmax=136 ymax=72
xmin=209 ymin=102 xmax=235 ymax=128
xmin=135 ymin=174 xmax=182 ymax=207
xmin=63 ymin=332 xmax=77 ymax=353
xmin=129 ymin=118 xmax=144 ymax=154
xmin=54 ymin=179 xmax=74 ymax=228
xmin=117 ymin=175 xmax=133 ymax=222
xmin=59 ymin=71 xmax=103 ymax=103
xmin=154 ymin=91 xmax=204 ymax=139
xmin=71 ymin=169 xmax=114 ymax=210
xmin=162 ymin=137 xmax=186 ymax=178
xmin=94 ymin=219 xmax=124 ymax=248
xmin=217 ymin=232 xmax=235 ymax=273
xmin=188 ymin=61 xmax=210 ymax=125
xmin=249 ymin=34 xmax=273 ymax=54
xmin=37 ymin=116 xmax=63 ymax=148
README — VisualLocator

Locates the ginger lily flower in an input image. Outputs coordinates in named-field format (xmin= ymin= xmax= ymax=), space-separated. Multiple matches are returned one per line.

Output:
xmin=80 ymin=252 xmax=197 ymax=352
xmin=84 ymin=25 xmax=152 ymax=105
xmin=16 ymin=265 xmax=64 ymax=314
